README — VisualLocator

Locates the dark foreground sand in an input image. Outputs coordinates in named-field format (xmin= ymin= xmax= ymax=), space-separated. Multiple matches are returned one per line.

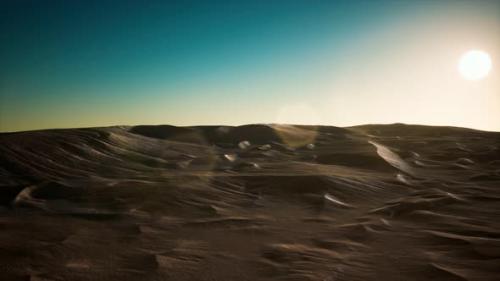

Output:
xmin=1 ymin=124 xmax=500 ymax=281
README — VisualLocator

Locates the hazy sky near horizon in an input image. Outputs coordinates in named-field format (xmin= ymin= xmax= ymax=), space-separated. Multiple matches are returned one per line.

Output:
xmin=1 ymin=0 xmax=499 ymax=132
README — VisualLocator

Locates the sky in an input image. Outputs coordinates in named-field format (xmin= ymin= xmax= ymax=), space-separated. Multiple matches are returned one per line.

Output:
xmin=1 ymin=0 xmax=499 ymax=132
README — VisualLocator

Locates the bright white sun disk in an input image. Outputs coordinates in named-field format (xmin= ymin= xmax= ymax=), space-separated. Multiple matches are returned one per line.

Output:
xmin=458 ymin=50 xmax=492 ymax=81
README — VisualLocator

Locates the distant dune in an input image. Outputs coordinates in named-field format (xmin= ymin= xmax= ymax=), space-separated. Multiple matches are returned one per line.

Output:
xmin=1 ymin=124 xmax=500 ymax=280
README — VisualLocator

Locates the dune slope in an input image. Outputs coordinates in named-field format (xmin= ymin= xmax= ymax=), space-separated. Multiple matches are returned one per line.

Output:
xmin=1 ymin=124 xmax=500 ymax=281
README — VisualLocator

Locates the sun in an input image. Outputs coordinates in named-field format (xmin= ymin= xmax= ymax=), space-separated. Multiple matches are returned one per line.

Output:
xmin=458 ymin=50 xmax=492 ymax=81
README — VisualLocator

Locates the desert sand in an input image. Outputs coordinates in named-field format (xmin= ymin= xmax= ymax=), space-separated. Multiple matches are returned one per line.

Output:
xmin=1 ymin=124 xmax=499 ymax=280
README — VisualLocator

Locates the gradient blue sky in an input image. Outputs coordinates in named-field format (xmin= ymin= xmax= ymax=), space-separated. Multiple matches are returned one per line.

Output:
xmin=1 ymin=0 xmax=499 ymax=132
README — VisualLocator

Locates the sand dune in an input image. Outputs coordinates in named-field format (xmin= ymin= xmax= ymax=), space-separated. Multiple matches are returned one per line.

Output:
xmin=1 ymin=124 xmax=500 ymax=280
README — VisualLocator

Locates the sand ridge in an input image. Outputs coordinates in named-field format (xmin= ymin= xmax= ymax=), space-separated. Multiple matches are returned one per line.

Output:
xmin=1 ymin=123 xmax=499 ymax=280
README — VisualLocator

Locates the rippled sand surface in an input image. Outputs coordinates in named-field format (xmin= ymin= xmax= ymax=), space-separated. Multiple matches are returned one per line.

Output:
xmin=1 ymin=124 xmax=500 ymax=281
